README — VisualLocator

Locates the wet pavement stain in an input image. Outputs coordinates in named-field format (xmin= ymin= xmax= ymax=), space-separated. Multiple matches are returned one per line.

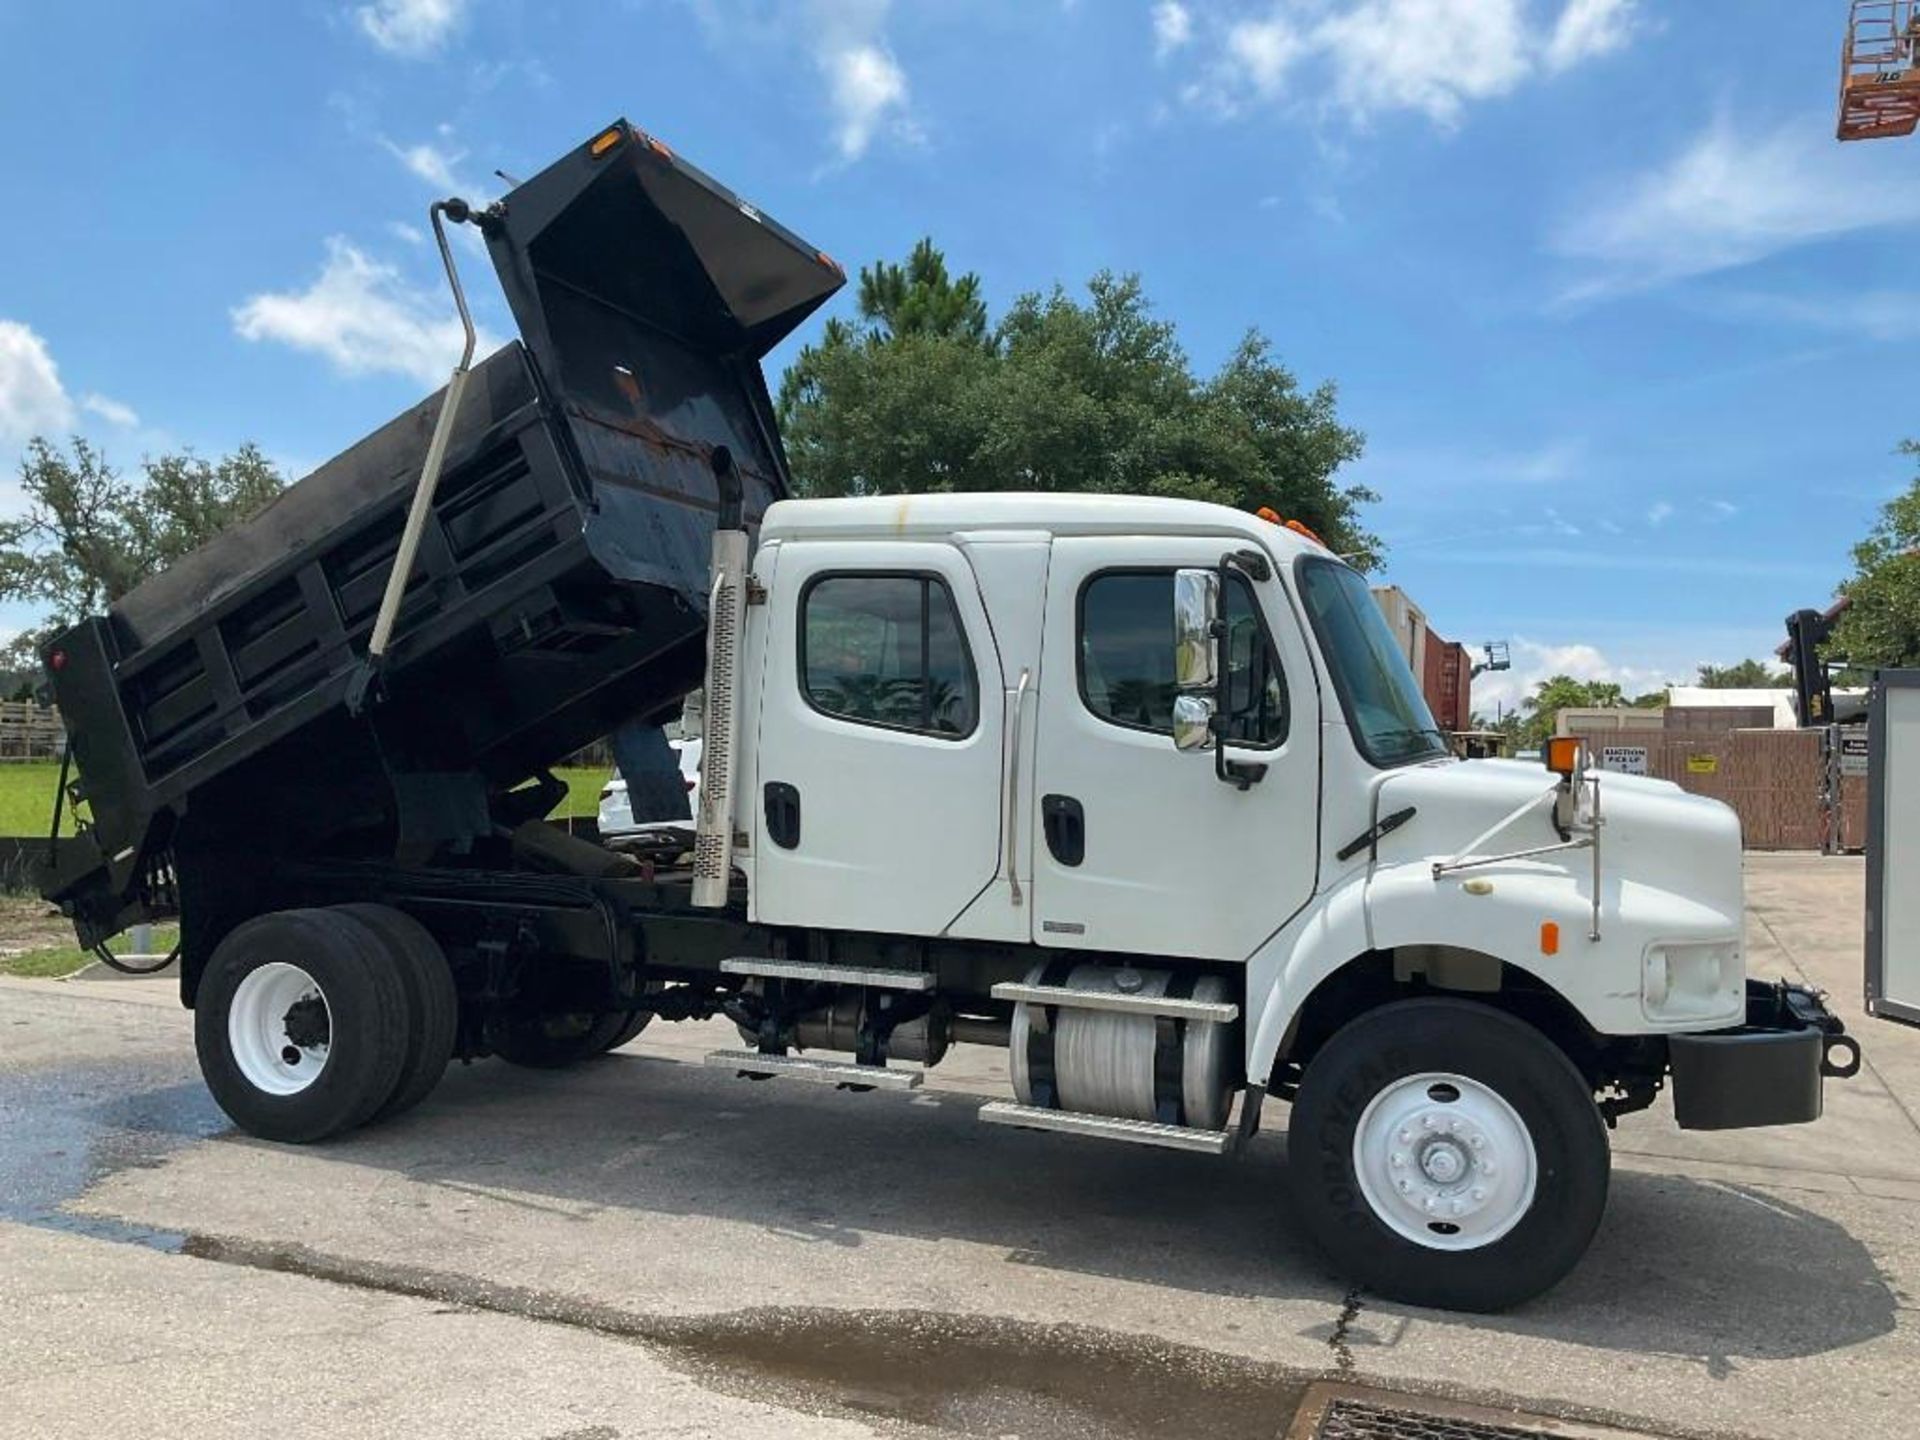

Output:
xmin=0 ymin=1055 xmax=226 ymax=1249
xmin=177 ymin=1233 xmax=1313 ymax=1439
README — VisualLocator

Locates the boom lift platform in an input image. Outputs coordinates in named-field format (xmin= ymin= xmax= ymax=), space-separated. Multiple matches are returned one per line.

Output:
xmin=1839 ymin=1 xmax=1920 ymax=140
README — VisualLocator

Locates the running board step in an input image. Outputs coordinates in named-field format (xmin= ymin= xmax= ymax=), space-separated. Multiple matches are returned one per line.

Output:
xmin=989 ymin=982 xmax=1239 ymax=1023
xmin=978 ymin=1101 xmax=1234 ymax=1154
xmin=721 ymin=958 xmax=935 ymax=990
xmin=704 ymin=1048 xmax=923 ymax=1090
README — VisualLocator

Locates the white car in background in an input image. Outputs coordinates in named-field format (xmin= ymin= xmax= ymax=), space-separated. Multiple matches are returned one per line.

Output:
xmin=597 ymin=737 xmax=702 ymax=848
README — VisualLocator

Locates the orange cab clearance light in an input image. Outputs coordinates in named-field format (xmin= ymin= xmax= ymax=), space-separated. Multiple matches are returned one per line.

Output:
xmin=1544 ymin=736 xmax=1581 ymax=778
xmin=589 ymin=127 xmax=624 ymax=158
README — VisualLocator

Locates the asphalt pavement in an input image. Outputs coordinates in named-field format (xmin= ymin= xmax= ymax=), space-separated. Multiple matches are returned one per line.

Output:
xmin=2 ymin=853 xmax=1917 ymax=1440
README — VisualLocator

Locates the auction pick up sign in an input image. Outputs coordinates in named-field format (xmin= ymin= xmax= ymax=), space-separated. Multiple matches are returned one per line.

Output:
xmin=1599 ymin=745 xmax=1648 ymax=776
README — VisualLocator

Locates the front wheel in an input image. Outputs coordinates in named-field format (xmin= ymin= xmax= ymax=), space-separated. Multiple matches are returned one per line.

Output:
xmin=1285 ymin=998 xmax=1609 ymax=1312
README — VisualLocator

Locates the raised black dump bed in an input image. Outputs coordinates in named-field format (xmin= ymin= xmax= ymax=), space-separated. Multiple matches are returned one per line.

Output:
xmin=41 ymin=121 xmax=842 ymax=947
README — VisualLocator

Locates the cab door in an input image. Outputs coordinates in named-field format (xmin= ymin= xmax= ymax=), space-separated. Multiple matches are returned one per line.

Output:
xmin=751 ymin=541 xmax=1006 ymax=936
xmin=1029 ymin=536 xmax=1319 ymax=961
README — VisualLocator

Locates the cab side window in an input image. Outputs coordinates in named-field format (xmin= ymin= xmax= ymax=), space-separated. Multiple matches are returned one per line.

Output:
xmin=1079 ymin=570 xmax=1288 ymax=746
xmin=801 ymin=574 xmax=978 ymax=738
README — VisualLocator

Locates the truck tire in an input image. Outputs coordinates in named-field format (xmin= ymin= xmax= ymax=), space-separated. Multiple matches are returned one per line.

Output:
xmin=1285 ymin=998 xmax=1608 ymax=1312
xmin=336 ymin=904 xmax=458 ymax=1123
xmin=194 ymin=908 xmax=411 ymax=1143
xmin=486 ymin=1008 xmax=638 ymax=1068
xmin=599 ymin=1006 xmax=654 ymax=1053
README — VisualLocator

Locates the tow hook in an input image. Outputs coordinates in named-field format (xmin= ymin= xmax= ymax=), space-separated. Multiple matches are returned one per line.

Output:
xmin=1822 ymin=1033 xmax=1863 ymax=1079
xmin=1768 ymin=979 xmax=1862 ymax=1079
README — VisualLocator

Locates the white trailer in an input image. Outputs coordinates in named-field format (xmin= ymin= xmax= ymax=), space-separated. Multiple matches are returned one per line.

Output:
xmin=1867 ymin=670 xmax=1920 ymax=1025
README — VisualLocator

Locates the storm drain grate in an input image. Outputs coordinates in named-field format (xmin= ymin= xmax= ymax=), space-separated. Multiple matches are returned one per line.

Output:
xmin=1286 ymin=1384 xmax=1667 ymax=1440
xmin=1316 ymin=1399 xmax=1569 ymax=1440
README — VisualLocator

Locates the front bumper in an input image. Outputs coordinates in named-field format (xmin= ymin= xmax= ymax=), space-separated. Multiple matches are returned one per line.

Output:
xmin=1669 ymin=980 xmax=1861 ymax=1131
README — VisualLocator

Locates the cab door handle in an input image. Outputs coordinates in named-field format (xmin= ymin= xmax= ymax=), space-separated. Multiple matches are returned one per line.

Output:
xmin=764 ymin=782 xmax=801 ymax=849
xmin=1042 ymin=794 xmax=1084 ymax=867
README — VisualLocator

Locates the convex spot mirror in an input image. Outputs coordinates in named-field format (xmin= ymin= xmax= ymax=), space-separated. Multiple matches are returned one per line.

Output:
xmin=1172 ymin=568 xmax=1219 ymax=753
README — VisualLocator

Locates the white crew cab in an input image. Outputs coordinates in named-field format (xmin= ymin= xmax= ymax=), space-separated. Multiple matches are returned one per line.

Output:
xmin=679 ymin=490 xmax=1855 ymax=1309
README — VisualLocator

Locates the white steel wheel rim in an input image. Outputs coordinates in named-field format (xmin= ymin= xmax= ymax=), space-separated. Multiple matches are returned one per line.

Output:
xmin=1352 ymin=1071 xmax=1538 ymax=1252
xmin=228 ymin=962 xmax=331 ymax=1096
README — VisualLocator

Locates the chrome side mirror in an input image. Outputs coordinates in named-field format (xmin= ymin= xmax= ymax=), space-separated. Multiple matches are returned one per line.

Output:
xmin=1172 ymin=568 xmax=1220 ymax=753
xmin=1173 ymin=569 xmax=1219 ymax=691
xmin=1172 ymin=693 xmax=1216 ymax=752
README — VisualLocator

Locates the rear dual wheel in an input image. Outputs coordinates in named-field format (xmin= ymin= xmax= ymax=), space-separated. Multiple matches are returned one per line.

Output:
xmin=194 ymin=905 xmax=457 ymax=1144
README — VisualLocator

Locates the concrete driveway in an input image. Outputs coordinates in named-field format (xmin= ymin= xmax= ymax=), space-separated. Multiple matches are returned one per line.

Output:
xmin=3 ymin=853 xmax=1916 ymax=1439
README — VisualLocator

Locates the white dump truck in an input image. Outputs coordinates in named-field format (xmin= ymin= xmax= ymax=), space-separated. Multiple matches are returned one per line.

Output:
xmin=40 ymin=121 xmax=1858 ymax=1313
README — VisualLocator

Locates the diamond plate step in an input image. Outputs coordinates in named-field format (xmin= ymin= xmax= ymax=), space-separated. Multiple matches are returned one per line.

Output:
xmin=721 ymin=958 xmax=935 ymax=990
xmin=704 ymin=1048 xmax=922 ymax=1089
xmin=977 ymin=1100 xmax=1234 ymax=1154
xmin=990 ymin=981 xmax=1239 ymax=1023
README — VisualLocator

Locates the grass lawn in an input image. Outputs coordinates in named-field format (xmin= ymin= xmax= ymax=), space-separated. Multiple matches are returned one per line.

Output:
xmin=0 ymin=760 xmax=611 ymax=838
xmin=0 ymin=925 xmax=180 ymax=979
xmin=0 ymin=762 xmax=74 ymax=837
xmin=551 ymin=765 xmax=610 ymax=821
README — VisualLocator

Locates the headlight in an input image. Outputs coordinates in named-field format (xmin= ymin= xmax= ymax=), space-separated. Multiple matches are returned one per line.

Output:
xmin=1643 ymin=940 xmax=1742 ymax=1023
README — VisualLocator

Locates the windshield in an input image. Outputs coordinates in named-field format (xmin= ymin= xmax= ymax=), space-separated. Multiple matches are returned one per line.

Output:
xmin=1298 ymin=558 xmax=1449 ymax=767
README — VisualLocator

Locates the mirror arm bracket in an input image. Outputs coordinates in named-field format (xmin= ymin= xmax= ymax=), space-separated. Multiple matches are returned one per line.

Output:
xmin=1209 ymin=555 xmax=1269 ymax=789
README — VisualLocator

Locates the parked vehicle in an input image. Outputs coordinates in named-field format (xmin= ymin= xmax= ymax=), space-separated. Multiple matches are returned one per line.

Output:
xmin=37 ymin=121 xmax=1859 ymax=1312
xmin=598 ymin=736 xmax=701 ymax=846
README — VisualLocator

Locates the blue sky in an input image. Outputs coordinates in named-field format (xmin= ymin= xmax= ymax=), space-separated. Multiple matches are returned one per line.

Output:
xmin=1 ymin=0 xmax=1916 ymax=714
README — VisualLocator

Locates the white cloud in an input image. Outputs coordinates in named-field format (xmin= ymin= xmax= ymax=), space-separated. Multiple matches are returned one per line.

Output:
xmin=1553 ymin=113 xmax=1920 ymax=302
xmin=685 ymin=1 xmax=917 ymax=166
xmin=822 ymin=41 xmax=910 ymax=161
xmin=1646 ymin=499 xmax=1674 ymax=526
xmin=807 ymin=0 xmax=916 ymax=164
xmin=0 ymin=320 xmax=76 ymax=447
xmin=388 ymin=220 xmax=427 ymax=246
xmin=1181 ymin=1 xmax=1637 ymax=128
xmin=354 ymin=0 xmax=467 ymax=57
xmin=232 ymin=237 xmax=500 ymax=389
xmin=1545 ymin=0 xmax=1640 ymax=72
xmin=1314 ymin=0 xmax=1530 ymax=126
xmin=1223 ymin=12 xmax=1304 ymax=99
xmin=1473 ymin=636 xmax=1673 ymax=717
xmin=80 ymin=393 xmax=138 ymax=428
xmin=1701 ymin=287 xmax=1920 ymax=344
xmin=383 ymin=135 xmax=464 ymax=191
xmin=1153 ymin=1 xmax=1194 ymax=61
xmin=1710 ymin=499 xmax=1738 ymax=518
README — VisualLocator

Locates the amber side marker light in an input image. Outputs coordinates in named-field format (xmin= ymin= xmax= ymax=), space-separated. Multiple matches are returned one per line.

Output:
xmin=1540 ymin=921 xmax=1561 ymax=957
xmin=1544 ymin=736 xmax=1581 ymax=778
xmin=1253 ymin=507 xmax=1329 ymax=549
xmin=589 ymin=127 xmax=624 ymax=158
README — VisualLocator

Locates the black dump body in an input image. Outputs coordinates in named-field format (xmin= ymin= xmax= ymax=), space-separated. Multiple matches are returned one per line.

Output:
xmin=41 ymin=121 xmax=842 ymax=945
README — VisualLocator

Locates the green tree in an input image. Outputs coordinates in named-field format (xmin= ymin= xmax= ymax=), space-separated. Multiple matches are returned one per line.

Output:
xmin=1695 ymin=658 xmax=1789 ymax=688
xmin=778 ymin=242 xmax=1378 ymax=567
xmin=855 ymin=237 xmax=990 ymax=345
xmin=1513 ymin=674 xmax=1625 ymax=750
xmin=0 ymin=437 xmax=285 ymax=664
xmin=1828 ymin=452 xmax=1920 ymax=669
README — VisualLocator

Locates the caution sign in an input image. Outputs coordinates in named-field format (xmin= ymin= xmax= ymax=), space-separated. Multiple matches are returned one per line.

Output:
xmin=1599 ymin=745 xmax=1648 ymax=776
xmin=1686 ymin=754 xmax=1719 ymax=775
